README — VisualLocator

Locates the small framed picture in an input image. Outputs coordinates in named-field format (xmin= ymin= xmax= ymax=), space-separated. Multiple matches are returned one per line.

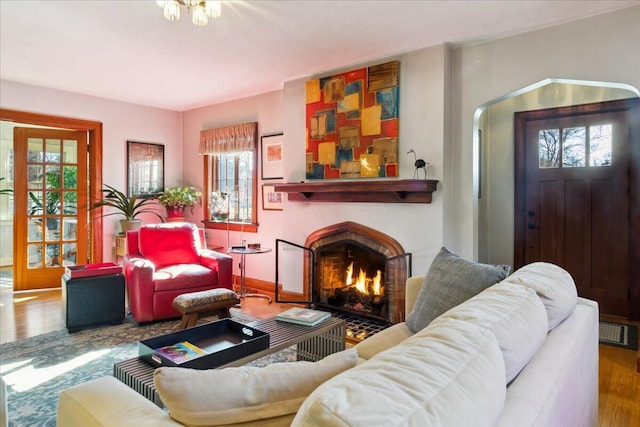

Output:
xmin=261 ymin=133 xmax=284 ymax=180
xmin=262 ymin=185 xmax=283 ymax=211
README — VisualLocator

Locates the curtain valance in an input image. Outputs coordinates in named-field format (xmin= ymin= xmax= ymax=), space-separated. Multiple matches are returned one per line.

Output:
xmin=199 ymin=122 xmax=257 ymax=154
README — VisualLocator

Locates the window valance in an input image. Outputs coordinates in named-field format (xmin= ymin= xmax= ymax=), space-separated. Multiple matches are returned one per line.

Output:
xmin=199 ymin=122 xmax=257 ymax=154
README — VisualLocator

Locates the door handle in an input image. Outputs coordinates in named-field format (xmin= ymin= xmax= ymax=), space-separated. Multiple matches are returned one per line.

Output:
xmin=527 ymin=222 xmax=536 ymax=230
xmin=528 ymin=210 xmax=535 ymax=217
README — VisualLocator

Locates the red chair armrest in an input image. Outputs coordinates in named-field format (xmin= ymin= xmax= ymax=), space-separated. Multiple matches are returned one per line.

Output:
xmin=200 ymin=250 xmax=233 ymax=289
xmin=124 ymin=256 xmax=156 ymax=323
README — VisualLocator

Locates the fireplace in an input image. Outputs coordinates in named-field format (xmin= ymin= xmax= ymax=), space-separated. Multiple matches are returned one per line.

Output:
xmin=304 ymin=222 xmax=410 ymax=339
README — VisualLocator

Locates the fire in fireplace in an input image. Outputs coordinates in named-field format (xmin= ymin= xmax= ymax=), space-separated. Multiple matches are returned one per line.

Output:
xmin=317 ymin=242 xmax=388 ymax=322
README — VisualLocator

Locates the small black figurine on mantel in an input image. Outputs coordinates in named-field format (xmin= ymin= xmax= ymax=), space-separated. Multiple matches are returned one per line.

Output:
xmin=407 ymin=149 xmax=429 ymax=180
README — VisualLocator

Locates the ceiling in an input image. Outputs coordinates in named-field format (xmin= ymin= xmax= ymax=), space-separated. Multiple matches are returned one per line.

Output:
xmin=1 ymin=1 xmax=637 ymax=112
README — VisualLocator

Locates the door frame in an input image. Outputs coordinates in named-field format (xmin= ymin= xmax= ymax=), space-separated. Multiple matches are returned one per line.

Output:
xmin=0 ymin=108 xmax=105 ymax=279
xmin=514 ymin=98 xmax=640 ymax=319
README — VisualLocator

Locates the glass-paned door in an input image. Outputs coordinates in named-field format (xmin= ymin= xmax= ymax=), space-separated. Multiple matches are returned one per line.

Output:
xmin=13 ymin=127 xmax=88 ymax=290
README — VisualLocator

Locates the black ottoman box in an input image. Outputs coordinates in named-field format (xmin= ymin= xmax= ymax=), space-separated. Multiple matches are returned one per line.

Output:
xmin=62 ymin=271 xmax=125 ymax=332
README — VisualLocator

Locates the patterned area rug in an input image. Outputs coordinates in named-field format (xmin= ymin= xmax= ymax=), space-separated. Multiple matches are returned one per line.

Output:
xmin=599 ymin=321 xmax=639 ymax=350
xmin=0 ymin=310 xmax=296 ymax=427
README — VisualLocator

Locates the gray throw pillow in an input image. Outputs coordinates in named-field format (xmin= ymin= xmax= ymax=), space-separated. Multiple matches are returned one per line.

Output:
xmin=406 ymin=247 xmax=511 ymax=333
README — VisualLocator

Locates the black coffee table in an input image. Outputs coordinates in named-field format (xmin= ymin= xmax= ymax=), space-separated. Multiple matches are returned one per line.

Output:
xmin=113 ymin=315 xmax=346 ymax=407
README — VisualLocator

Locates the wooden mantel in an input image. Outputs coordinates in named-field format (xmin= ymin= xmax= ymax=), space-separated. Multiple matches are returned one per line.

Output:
xmin=273 ymin=179 xmax=438 ymax=203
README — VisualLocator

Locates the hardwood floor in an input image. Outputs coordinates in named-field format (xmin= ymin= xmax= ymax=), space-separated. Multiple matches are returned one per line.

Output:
xmin=1 ymin=287 xmax=639 ymax=426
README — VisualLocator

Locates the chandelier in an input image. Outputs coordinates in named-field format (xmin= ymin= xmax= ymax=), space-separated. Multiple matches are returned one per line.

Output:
xmin=156 ymin=1 xmax=222 ymax=27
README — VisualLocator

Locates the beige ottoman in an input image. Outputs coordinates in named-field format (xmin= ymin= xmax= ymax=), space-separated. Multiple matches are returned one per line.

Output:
xmin=172 ymin=288 xmax=240 ymax=329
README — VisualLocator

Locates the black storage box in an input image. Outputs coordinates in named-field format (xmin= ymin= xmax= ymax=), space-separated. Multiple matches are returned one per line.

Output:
xmin=61 ymin=272 xmax=125 ymax=332
xmin=139 ymin=318 xmax=270 ymax=369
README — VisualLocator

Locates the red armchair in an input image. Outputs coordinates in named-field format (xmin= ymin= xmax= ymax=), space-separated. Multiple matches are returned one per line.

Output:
xmin=123 ymin=222 xmax=233 ymax=324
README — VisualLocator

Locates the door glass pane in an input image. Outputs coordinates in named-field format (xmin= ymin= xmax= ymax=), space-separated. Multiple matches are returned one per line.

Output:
xmin=63 ymin=140 xmax=77 ymax=164
xmin=63 ymin=243 xmax=77 ymax=264
xmin=46 ymin=243 xmax=61 ymax=267
xmin=27 ymin=138 xmax=43 ymax=162
xmin=45 ymin=139 xmax=61 ymax=163
xmin=590 ymin=124 xmax=612 ymax=166
xmin=28 ymin=219 xmax=43 ymax=243
xmin=27 ymin=165 xmax=43 ymax=189
xmin=562 ymin=127 xmax=586 ymax=167
xmin=62 ymin=218 xmax=77 ymax=240
xmin=28 ymin=243 xmax=42 ymax=268
xmin=538 ymin=129 xmax=560 ymax=168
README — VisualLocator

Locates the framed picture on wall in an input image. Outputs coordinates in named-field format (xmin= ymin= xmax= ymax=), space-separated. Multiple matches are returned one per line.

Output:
xmin=262 ymin=185 xmax=283 ymax=211
xmin=261 ymin=133 xmax=284 ymax=180
xmin=127 ymin=141 xmax=164 ymax=198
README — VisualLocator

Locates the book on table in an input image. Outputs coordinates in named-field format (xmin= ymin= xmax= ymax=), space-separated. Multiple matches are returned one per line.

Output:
xmin=275 ymin=307 xmax=331 ymax=326
xmin=153 ymin=341 xmax=207 ymax=364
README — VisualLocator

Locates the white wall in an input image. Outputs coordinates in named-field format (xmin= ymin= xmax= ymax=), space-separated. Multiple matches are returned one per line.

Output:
xmin=181 ymin=90 xmax=284 ymax=281
xmin=451 ymin=5 xmax=640 ymax=260
xmin=0 ymin=80 xmax=182 ymax=260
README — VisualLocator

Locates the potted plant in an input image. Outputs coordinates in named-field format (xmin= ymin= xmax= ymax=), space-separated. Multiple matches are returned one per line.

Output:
xmin=91 ymin=184 xmax=164 ymax=233
xmin=158 ymin=185 xmax=202 ymax=219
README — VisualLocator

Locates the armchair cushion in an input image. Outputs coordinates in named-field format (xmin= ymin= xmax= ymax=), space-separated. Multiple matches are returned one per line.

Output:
xmin=138 ymin=223 xmax=200 ymax=269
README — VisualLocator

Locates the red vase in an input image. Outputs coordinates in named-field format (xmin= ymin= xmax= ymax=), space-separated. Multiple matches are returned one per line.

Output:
xmin=166 ymin=205 xmax=185 ymax=218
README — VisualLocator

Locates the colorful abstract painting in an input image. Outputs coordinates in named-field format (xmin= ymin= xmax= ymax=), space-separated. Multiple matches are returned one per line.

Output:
xmin=305 ymin=61 xmax=399 ymax=179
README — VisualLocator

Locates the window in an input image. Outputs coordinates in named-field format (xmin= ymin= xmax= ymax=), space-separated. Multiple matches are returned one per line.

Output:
xmin=200 ymin=122 xmax=258 ymax=232
xmin=538 ymin=123 xmax=612 ymax=169
xmin=205 ymin=150 xmax=256 ymax=228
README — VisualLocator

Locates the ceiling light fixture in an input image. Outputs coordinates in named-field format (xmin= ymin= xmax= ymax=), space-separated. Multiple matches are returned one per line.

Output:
xmin=156 ymin=1 xmax=222 ymax=27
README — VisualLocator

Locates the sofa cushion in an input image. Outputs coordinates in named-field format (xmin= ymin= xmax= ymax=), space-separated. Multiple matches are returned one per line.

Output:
xmin=354 ymin=322 xmax=414 ymax=361
xmin=293 ymin=319 xmax=506 ymax=427
xmin=139 ymin=223 xmax=201 ymax=269
xmin=154 ymin=348 xmax=358 ymax=427
xmin=406 ymin=247 xmax=511 ymax=333
xmin=503 ymin=262 xmax=577 ymax=330
xmin=430 ymin=282 xmax=548 ymax=383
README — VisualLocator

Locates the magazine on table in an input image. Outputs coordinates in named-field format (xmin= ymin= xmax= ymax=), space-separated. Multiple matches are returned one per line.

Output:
xmin=153 ymin=341 xmax=207 ymax=364
xmin=276 ymin=307 xmax=331 ymax=326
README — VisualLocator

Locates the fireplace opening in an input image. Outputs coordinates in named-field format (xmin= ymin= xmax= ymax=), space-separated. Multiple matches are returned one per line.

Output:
xmin=315 ymin=242 xmax=388 ymax=323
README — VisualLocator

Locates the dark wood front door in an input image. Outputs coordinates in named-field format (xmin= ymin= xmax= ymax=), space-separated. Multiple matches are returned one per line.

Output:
xmin=514 ymin=98 xmax=640 ymax=318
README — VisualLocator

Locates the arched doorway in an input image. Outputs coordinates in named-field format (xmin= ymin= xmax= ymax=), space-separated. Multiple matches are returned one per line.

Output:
xmin=473 ymin=80 xmax=639 ymax=318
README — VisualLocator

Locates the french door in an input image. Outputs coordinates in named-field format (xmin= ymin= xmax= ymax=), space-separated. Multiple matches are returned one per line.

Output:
xmin=13 ymin=128 xmax=88 ymax=290
xmin=514 ymin=98 xmax=639 ymax=318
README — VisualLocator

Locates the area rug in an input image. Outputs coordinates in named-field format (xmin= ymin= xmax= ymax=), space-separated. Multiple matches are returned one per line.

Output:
xmin=0 ymin=310 xmax=296 ymax=427
xmin=599 ymin=321 xmax=639 ymax=351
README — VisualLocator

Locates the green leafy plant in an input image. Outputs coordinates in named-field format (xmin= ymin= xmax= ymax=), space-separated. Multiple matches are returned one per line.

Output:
xmin=28 ymin=170 xmax=77 ymax=215
xmin=91 ymin=184 xmax=164 ymax=221
xmin=158 ymin=185 xmax=202 ymax=213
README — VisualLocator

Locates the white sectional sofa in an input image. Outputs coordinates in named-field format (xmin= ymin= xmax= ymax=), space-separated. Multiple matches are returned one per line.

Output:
xmin=57 ymin=260 xmax=599 ymax=427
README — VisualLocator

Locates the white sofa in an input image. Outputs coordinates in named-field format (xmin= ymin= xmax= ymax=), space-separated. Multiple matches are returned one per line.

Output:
xmin=57 ymin=262 xmax=599 ymax=427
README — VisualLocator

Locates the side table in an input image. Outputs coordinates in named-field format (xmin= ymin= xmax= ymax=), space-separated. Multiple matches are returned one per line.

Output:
xmin=61 ymin=272 xmax=125 ymax=332
xmin=228 ymin=247 xmax=272 ymax=303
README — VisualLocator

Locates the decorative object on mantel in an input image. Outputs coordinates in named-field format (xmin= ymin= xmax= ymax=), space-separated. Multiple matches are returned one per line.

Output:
xmin=158 ymin=185 xmax=202 ymax=220
xmin=407 ymin=149 xmax=430 ymax=180
xmin=156 ymin=0 xmax=222 ymax=27
xmin=91 ymin=184 xmax=165 ymax=233
xmin=274 ymin=179 xmax=438 ymax=204
xmin=306 ymin=60 xmax=400 ymax=180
